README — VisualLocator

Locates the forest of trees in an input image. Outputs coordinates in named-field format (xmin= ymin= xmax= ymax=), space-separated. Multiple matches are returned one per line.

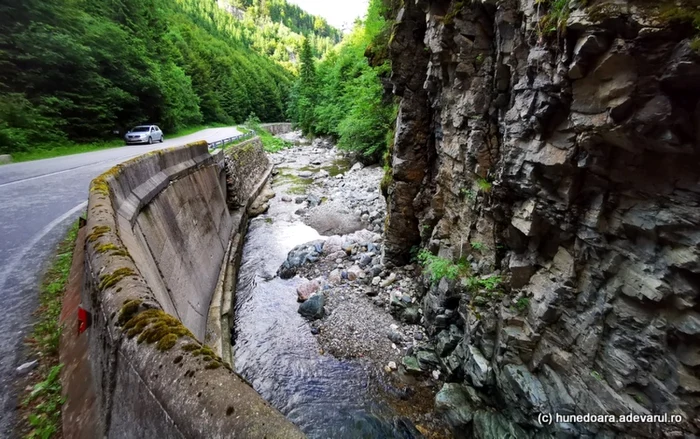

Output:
xmin=287 ymin=0 xmax=396 ymax=163
xmin=0 ymin=0 xmax=338 ymax=155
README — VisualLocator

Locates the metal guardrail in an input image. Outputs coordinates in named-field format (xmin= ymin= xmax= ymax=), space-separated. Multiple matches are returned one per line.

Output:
xmin=207 ymin=131 xmax=255 ymax=150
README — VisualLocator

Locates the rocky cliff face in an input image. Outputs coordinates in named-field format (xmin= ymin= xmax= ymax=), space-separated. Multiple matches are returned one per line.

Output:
xmin=383 ymin=0 xmax=700 ymax=437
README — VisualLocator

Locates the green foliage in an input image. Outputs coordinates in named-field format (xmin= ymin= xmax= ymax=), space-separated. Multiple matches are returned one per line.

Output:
xmin=288 ymin=0 xmax=397 ymax=162
xmin=514 ymin=297 xmax=530 ymax=314
xmin=465 ymin=275 xmax=503 ymax=292
xmin=476 ymin=178 xmax=493 ymax=192
xmin=20 ymin=220 xmax=80 ymax=438
xmin=244 ymin=114 xmax=292 ymax=152
xmin=471 ymin=242 xmax=485 ymax=252
xmin=418 ymin=250 xmax=469 ymax=284
xmin=0 ymin=0 xmax=344 ymax=155
xmin=537 ymin=0 xmax=572 ymax=36
xmin=288 ymin=38 xmax=318 ymax=134
xmin=24 ymin=365 xmax=64 ymax=439
xmin=444 ymin=1 xmax=465 ymax=25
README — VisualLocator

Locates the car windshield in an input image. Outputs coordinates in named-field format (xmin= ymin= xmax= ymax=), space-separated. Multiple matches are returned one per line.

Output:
xmin=131 ymin=127 xmax=150 ymax=133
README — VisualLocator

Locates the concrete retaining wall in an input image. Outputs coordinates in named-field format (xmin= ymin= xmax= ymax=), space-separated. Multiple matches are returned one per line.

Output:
xmin=82 ymin=141 xmax=303 ymax=438
xmin=260 ymin=122 xmax=293 ymax=135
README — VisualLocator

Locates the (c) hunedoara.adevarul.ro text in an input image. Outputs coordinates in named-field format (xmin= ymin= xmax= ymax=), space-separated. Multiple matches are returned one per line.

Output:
xmin=538 ymin=413 xmax=684 ymax=426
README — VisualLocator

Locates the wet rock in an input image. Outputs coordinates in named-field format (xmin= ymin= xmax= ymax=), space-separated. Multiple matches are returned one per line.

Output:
xmin=369 ymin=265 xmax=383 ymax=278
xmin=670 ymin=311 xmax=700 ymax=336
xmin=436 ymin=324 xmax=463 ymax=357
xmin=435 ymin=383 xmax=476 ymax=432
xmin=401 ymin=356 xmax=423 ymax=375
xmin=278 ymin=241 xmax=324 ymax=279
xmin=388 ymin=329 xmax=405 ymax=345
xmin=499 ymin=364 xmax=550 ymax=415
xmin=281 ymin=195 xmax=292 ymax=202
xmin=472 ymin=411 xmax=529 ymax=439
xmin=298 ymin=294 xmax=325 ymax=320
xmin=307 ymin=194 xmax=321 ymax=208
xmin=358 ymin=254 xmax=374 ymax=269
xmin=416 ymin=349 xmax=440 ymax=370
xmin=295 ymin=196 xmax=307 ymax=204
xmin=465 ymin=345 xmax=492 ymax=388
xmin=390 ymin=295 xmax=422 ymax=324
xmin=540 ymin=365 xmax=575 ymax=415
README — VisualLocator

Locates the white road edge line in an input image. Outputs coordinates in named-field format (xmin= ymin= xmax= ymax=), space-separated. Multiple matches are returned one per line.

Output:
xmin=0 ymin=201 xmax=88 ymax=293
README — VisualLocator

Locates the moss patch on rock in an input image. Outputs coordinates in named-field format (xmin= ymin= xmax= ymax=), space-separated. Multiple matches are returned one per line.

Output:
xmin=117 ymin=299 xmax=143 ymax=326
xmin=121 ymin=309 xmax=194 ymax=352
xmin=87 ymin=225 xmax=110 ymax=243
xmin=98 ymin=267 xmax=136 ymax=291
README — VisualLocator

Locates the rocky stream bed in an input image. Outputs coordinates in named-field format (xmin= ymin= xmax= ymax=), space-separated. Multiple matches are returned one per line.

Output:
xmin=231 ymin=132 xmax=455 ymax=439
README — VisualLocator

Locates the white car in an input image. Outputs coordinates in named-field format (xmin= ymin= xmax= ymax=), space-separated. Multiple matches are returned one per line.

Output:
xmin=125 ymin=125 xmax=164 ymax=145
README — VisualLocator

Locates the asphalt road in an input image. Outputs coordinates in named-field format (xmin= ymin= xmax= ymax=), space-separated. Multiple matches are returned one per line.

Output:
xmin=0 ymin=126 xmax=242 ymax=436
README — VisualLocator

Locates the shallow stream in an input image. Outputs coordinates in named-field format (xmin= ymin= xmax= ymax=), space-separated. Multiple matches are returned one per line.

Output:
xmin=232 ymin=147 xmax=422 ymax=438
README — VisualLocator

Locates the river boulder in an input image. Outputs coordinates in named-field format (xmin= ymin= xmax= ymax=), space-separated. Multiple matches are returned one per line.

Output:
xmin=298 ymin=294 xmax=325 ymax=320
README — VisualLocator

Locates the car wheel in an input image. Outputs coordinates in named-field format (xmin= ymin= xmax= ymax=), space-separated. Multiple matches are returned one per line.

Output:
xmin=148 ymin=137 xmax=153 ymax=145
xmin=160 ymin=136 xmax=164 ymax=143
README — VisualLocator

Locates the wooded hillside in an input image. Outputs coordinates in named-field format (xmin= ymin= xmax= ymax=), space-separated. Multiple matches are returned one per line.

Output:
xmin=0 ymin=0 xmax=339 ymax=154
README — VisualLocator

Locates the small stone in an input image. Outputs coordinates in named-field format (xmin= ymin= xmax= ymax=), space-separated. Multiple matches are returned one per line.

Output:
xmin=297 ymin=280 xmax=320 ymax=302
xmin=281 ymin=195 xmax=293 ymax=202
xmin=328 ymin=269 xmax=342 ymax=284
xmin=402 ymin=356 xmax=423 ymax=375
xmin=372 ymin=276 xmax=381 ymax=286
xmin=350 ymin=162 xmax=364 ymax=172
xmin=347 ymin=265 xmax=364 ymax=281
xmin=388 ymin=361 xmax=398 ymax=370
xmin=433 ymin=370 xmax=441 ymax=380
xmin=414 ymin=332 xmax=424 ymax=341
xmin=381 ymin=272 xmax=397 ymax=288
xmin=16 ymin=360 xmax=38 ymax=375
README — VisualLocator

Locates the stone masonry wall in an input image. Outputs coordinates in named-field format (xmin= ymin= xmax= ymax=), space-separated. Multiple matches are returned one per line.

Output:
xmin=384 ymin=1 xmax=700 ymax=437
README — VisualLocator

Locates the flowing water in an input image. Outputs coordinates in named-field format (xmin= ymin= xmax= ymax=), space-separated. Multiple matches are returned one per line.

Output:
xmin=232 ymin=151 xmax=422 ymax=439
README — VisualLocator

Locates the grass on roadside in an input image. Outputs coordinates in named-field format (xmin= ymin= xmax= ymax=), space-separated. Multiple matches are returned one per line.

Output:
xmin=17 ymin=220 xmax=81 ymax=439
xmin=7 ymin=123 xmax=229 ymax=163
xmin=242 ymin=116 xmax=292 ymax=153
xmin=257 ymin=127 xmax=293 ymax=153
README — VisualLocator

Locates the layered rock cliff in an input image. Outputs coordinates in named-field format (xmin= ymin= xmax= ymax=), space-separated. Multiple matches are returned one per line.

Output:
xmin=383 ymin=0 xmax=700 ymax=437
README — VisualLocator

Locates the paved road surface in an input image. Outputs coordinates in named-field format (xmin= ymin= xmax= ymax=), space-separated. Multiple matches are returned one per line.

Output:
xmin=0 ymin=127 xmax=242 ymax=436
